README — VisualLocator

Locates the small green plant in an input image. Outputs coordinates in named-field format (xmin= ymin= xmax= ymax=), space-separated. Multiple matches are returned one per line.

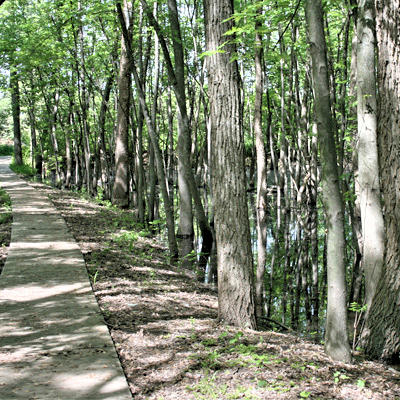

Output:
xmin=202 ymin=338 xmax=218 ymax=347
xmin=186 ymin=371 xmax=225 ymax=399
xmin=349 ymin=302 xmax=368 ymax=351
xmin=357 ymin=379 xmax=366 ymax=388
xmin=229 ymin=331 xmax=244 ymax=345
xmin=333 ymin=371 xmax=350 ymax=383
xmin=90 ymin=269 xmax=100 ymax=285
xmin=299 ymin=390 xmax=311 ymax=398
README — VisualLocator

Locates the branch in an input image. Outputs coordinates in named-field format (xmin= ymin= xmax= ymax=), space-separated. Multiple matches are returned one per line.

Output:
xmin=259 ymin=317 xmax=294 ymax=332
xmin=272 ymin=0 xmax=302 ymax=51
xmin=138 ymin=0 xmax=178 ymax=88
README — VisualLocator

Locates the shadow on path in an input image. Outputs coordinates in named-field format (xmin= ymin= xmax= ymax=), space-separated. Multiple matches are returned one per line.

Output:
xmin=0 ymin=157 xmax=132 ymax=399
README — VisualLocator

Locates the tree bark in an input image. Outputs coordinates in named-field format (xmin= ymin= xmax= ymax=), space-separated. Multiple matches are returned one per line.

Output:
xmin=363 ymin=0 xmax=400 ymax=363
xmin=254 ymin=6 xmax=268 ymax=320
xmin=204 ymin=0 xmax=257 ymax=329
xmin=356 ymin=0 xmax=384 ymax=311
xmin=10 ymin=69 xmax=23 ymax=166
xmin=97 ymin=74 xmax=113 ymax=198
xmin=305 ymin=0 xmax=352 ymax=363
xmin=113 ymin=0 xmax=132 ymax=208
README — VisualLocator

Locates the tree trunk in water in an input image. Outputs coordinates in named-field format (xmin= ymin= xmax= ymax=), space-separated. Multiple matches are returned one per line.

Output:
xmin=363 ymin=0 xmax=400 ymax=363
xmin=166 ymin=0 xmax=194 ymax=268
xmin=10 ymin=69 xmax=23 ymax=166
xmin=204 ymin=0 xmax=257 ymax=329
xmin=356 ymin=0 xmax=384 ymax=311
xmin=305 ymin=0 xmax=352 ymax=363
xmin=141 ymin=0 xmax=213 ymax=275
xmin=113 ymin=0 xmax=132 ymax=208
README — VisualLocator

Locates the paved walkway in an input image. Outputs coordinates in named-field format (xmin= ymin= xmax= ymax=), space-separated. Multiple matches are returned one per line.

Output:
xmin=0 ymin=157 xmax=132 ymax=399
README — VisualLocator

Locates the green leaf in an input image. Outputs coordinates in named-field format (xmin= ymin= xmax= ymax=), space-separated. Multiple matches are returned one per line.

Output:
xmin=357 ymin=380 xmax=366 ymax=388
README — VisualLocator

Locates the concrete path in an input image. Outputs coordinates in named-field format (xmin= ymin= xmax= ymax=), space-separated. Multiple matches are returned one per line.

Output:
xmin=0 ymin=157 xmax=132 ymax=399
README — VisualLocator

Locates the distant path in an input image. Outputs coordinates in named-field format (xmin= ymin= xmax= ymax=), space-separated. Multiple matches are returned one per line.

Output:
xmin=0 ymin=157 xmax=132 ymax=399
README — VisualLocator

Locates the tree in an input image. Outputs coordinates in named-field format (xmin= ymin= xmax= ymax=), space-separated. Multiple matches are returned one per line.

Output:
xmin=203 ymin=0 xmax=257 ymax=329
xmin=10 ymin=68 xmax=22 ymax=165
xmin=305 ymin=0 xmax=352 ymax=363
xmin=356 ymin=0 xmax=384 ymax=311
xmin=363 ymin=0 xmax=400 ymax=363
xmin=113 ymin=0 xmax=133 ymax=208
xmin=141 ymin=0 xmax=213 ymax=274
xmin=116 ymin=0 xmax=179 ymax=259
xmin=254 ymin=5 xmax=268 ymax=320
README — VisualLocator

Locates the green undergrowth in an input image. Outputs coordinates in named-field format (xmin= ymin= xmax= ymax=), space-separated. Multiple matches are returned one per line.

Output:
xmin=184 ymin=328 xmax=375 ymax=400
xmin=0 ymin=144 xmax=13 ymax=156
xmin=9 ymin=163 xmax=37 ymax=177
xmin=0 ymin=187 xmax=12 ymax=224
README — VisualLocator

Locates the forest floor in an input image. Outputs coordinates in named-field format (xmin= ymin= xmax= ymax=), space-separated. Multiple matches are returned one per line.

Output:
xmin=1 ymin=179 xmax=400 ymax=400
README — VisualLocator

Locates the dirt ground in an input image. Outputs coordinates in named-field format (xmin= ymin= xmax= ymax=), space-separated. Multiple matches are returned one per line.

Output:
xmin=1 ymin=180 xmax=400 ymax=399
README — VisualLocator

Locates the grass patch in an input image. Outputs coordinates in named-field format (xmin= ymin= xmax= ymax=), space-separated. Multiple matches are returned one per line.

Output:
xmin=9 ymin=163 xmax=37 ymax=177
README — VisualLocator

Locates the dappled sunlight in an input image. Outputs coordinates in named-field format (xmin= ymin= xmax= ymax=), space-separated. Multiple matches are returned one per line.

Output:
xmin=0 ymin=159 xmax=132 ymax=399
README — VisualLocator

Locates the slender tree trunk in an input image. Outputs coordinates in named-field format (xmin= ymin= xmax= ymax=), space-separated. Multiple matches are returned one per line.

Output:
xmin=305 ymin=0 xmax=352 ymax=363
xmin=254 ymin=6 xmax=268 ymax=320
xmin=10 ymin=69 xmax=23 ymax=166
xmin=141 ymin=0 xmax=213 ymax=275
xmin=113 ymin=0 xmax=132 ymax=208
xmin=116 ymin=1 xmax=178 ymax=259
xmin=49 ymin=90 xmax=61 ymax=185
xmin=26 ymin=97 xmax=41 ymax=172
xmin=164 ymin=0 xmax=194 ymax=267
xmin=204 ymin=0 xmax=257 ymax=329
xmin=78 ymin=8 xmax=93 ymax=196
xmin=96 ymin=75 xmax=112 ymax=198
xmin=65 ymin=109 xmax=73 ymax=188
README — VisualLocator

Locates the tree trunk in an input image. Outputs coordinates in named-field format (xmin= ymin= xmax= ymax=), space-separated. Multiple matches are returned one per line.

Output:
xmin=254 ymin=6 xmax=268 ymax=320
xmin=204 ymin=0 xmax=257 ymax=329
xmin=116 ymin=1 xmax=178 ymax=259
xmin=141 ymin=0 xmax=213 ymax=275
xmin=363 ymin=0 xmax=400 ymax=363
xmin=78 ymin=8 xmax=93 ymax=196
xmin=10 ymin=69 xmax=23 ymax=166
xmin=305 ymin=0 xmax=352 ymax=363
xmin=165 ymin=0 xmax=194 ymax=267
xmin=356 ymin=0 xmax=384 ymax=311
xmin=98 ymin=74 xmax=113 ymax=199
xmin=113 ymin=0 xmax=132 ymax=208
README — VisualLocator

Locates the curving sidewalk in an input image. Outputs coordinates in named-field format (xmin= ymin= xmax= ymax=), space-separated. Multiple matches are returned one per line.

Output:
xmin=0 ymin=157 xmax=132 ymax=399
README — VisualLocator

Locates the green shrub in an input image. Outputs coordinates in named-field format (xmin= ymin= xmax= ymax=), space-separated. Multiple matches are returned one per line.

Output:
xmin=0 ymin=144 xmax=13 ymax=156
